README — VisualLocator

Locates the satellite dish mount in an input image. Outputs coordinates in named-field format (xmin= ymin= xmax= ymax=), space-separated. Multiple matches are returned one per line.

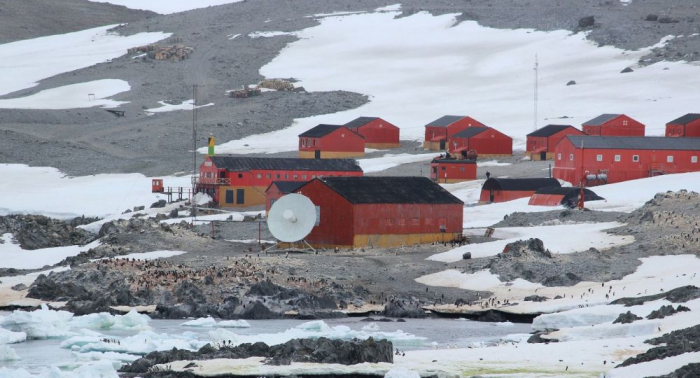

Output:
xmin=266 ymin=193 xmax=317 ymax=253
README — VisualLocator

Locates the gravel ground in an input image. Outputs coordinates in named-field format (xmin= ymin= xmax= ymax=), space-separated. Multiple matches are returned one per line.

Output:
xmin=1 ymin=0 xmax=700 ymax=176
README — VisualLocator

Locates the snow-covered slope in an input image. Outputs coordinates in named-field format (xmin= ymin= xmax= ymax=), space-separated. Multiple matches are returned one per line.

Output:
xmin=87 ymin=0 xmax=243 ymax=15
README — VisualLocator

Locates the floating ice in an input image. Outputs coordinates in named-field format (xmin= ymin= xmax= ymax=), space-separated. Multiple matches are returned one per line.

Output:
xmin=181 ymin=317 xmax=217 ymax=327
xmin=62 ymin=330 xmax=208 ymax=355
xmin=0 ymin=361 xmax=118 ymax=378
xmin=69 ymin=310 xmax=151 ymax=331
xmin=0 ymin=305 xmax=73 ymax=339
xmin=0 ymin=345 xmax=20 ymax=361
xmin=0 ymin=328 xmax=27 ymax=344
xmin=384 ymin=368 xmax=420 ymax=378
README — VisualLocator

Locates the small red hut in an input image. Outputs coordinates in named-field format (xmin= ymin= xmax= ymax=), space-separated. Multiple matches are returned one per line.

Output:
xmin=447 ymin=126 xmax=512 ymax=157
xmin=430 ymin=158 xmax=477 ymax=183
xmin=582 ymin=114 xmax=645 ymax=137
xmin=344 ymin=117 xmax=400 ymax=149
xmin=298 ymin=125 xmax=366 ymax=159
xmin=424 ymin=115 xmax=486 ymax=151
xmin=479 ymin=178 xmax=561 ymax=203
xmin=526 ymin=125 xmax=585 ymax=160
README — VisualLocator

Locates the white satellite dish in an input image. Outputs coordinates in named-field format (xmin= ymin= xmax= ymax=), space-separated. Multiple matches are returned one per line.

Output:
xmin=266 ymin=193 xmax=316 ymax=252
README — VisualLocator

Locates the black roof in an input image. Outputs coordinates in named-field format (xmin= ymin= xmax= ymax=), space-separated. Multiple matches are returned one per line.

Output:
xmin=305 ymin=177 xmax=463 ymax=205
xmin=532 ymin=186 xmax=604 ymax=204
xmin=582 ymin=114 xmax=621 ymax=126
xmin=344 ymin=117 xmax=379 ymax=129
xmin=269 ymin=181 xmax=307 ymax=194
xmin=452 ymin=126 xmax=489 ymax=139
xmin=482 ymin=178 xmax=561 ymax=192
xmin=209 ymin=156 xmax=363 ymax=172
xmin=565 ymin=136 xmax=700 ymax=151
xmin=527 ymin=124 xmax=576 ymax=137
xmin=426 ymin=115 xmax=466 ymax=127
xmin=431 ymin=158 xmax=476 ymax=164
xmin=668 ymin=113 xmax=700 ymax=125
xmin=299 ymin=124 xmax=354 ymax=138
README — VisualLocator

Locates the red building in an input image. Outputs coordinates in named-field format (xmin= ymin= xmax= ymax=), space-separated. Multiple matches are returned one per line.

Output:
xmin=294 ymin=176 xmax=464 ymax=248
xmin=424 ymin=115 xmax=486 ymax=151
xmin=430 ymin=158 xmax=477 ymax=183
xmin=447 ymin=126 xmax=512 ymax=157
xmin=197 ymin=156 xmax=363 ymax=208
xmin=298 ymin=125 xmax=365 ymax=159
xmin=528 ymin=187 xmax=603 ymax=207
xmin=526 ymin=125 xmax=585 ymax=160
xmin=582 ymin=114 xmax=645 ymax=136
xmin=479 ymin=178 xmax=561 ymax=203
xmin=344 ymin=117 xmax=400 ymax=149
xmin=553 ymin=135 xmax=700 ymax=186
xmin=666 ymin=114 xmax=700 ymax=137
xmin=265 ymin=181 xmax=307 ymax=212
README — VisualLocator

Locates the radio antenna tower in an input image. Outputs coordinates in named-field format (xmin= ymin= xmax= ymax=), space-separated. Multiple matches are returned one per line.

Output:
xmin=533 ymin=54 xmax=539 ymax=131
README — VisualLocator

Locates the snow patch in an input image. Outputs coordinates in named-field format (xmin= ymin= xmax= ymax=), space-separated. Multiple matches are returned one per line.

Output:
xmin=145 ymin=99 xmax=214 ymax=113
xmin=0 ymin=80 xmax=130 ymax=110
xmin=87 ymin=0 xmax=243 ymax=14
xmin=0 ymin=233 xmax=101 ymax=269
xmin=357 ymin=153 xmax=436 ymax=173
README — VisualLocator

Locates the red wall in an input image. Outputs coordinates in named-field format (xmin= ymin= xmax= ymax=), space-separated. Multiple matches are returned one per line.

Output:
xmin=353 ymin=203 xmax=463 ymax=235
xmin=553 ymin=138 xmax=700 ymax=185
xmin=425 ymin=117 xmax=485 ymax=142
xmin=583 ymin=115 xmax=645 ymax=136
xmin=430 ymin=162 xmax=477 ymax=182
xmin=265 ymin=185 xmax=283 ymax=212
xmin=526 ymin=128 xmax=585 ymax=153
xmin=349 ymin=118 xmax=400 ymax=144
xmin=299 ymin=127 xmax=365 ymax=153
xmin=528 ymin=194 xmax=565 ymax=206
xmin=448 ymin=128 xmax=512 ymax=155
xmin=295 ymin=180 xmax=355 ymax=246
xmin=479 ymin=189 xmax=537 ymax=203
xmin=666 ymin=118 xmax=700 ymax=137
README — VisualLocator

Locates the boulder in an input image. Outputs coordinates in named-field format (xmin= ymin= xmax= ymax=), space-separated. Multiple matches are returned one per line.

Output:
xmin=383 ymin=299 xmax=426 ymax=318
xmin=578 ymin=16 xmax=595 ymax=28
xmin=645 ymin=14 xmax=659 ymax=21
xmin=462 ymin=252 xmax=472 ymax=259
xmin=613 ymin=311 xmax=642 ymax=324
xmin=621 ymin=67 xmax=634 ymax=73
xmin=524 ymin=295 xmax=549 ymax=302
xmin=566 ymin=80 xmax=576 ymax=86
xmin=658 ymin=16 xmax=679 ymax=24
xmin=646 ymin=305 xmax=690 ymax=320
xmin=150 ymin=199 xmax=167 ymax=208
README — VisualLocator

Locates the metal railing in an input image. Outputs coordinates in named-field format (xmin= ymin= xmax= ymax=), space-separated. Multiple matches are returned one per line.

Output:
xmin=192 ymin=176 xmax=231 ymax=185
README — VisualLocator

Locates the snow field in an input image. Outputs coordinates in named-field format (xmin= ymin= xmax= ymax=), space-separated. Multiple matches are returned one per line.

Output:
xmin=214 ymin=11 xmax=700 ymax=155
xmin=607 ymin=352 xmax=700 ymax=378
xmin=428 ymin=222 xmax=632 ymax=263
xmin=87 ymin=0 xmax=243 ymax=14
xmin=0 ymin=25 xmax=169 ymax=98
xmin=0 ymin=234 xmax=101 ymax=269
xmin=0 ymin=80 xmax=130 ymax=110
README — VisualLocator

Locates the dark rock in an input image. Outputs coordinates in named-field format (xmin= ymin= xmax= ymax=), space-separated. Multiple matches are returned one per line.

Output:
xmin=524 ymin=295 xmax=549 ymax=302
xmin=658 ymin=16 xmax=679 ymax=24
xmin=611 ymin=285 xmax=700 ymax=306
xmin=10 ymin=283 xmax=27 ymax=291
xmin=645 ymin=14 xmax=659 ymax=21
xmin=566 ymin=80 xmax=577 ymax=86
xmin=619 ymin=324 xmax=700 ymax=367
xmin=69 ymin=216 xmax=100 ymax=228
xmin=150 ymin=199 xmax=167 ymax=208
xmin=578 ymin=16 xmax=595 ymax=28
xmin=238 ymin=300 xmax=278 ymax=319
xmin=462 ymin=252 xmax=472 ymax=259
xmin=500 ymin=238 xmax=552 ymax=258
xmin=621 ymin=67 xmax=634 ymax=73
xmin=383 ymin=299 xmax=426 ymax=318
xmin=395 ymin=318 xmax=406 ymax=322
xmin=613 ymin=311 xmax=642 ymax=324
xmin=646 ymin=305 xmax=690 ymax=320
xmin=27 ymin=274 xmax=90 ymax=300
xmin=0 ymin=214 xmax=96 ymax=250
xmin=168 ymin=209 xmax=179 ymax=218
xmin=528 ymin=331 xmax=556 ymax=344
xmin=649 ymin=363 xmax=700 ymax=378
xmin=133 ymin=206 xmax=145 ymax=211
xmin=360 ymin=317 xmax=393 ymax=322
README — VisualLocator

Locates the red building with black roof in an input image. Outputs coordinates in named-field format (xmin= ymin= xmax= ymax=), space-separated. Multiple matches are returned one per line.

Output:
xmin=666 ymin=114 xmax=700 ymax=137
xmin=553 ymin=135 xmax=700 ymax=185
xmin=265 ymin=181 xmax=307 ymax=212
xmin=447 ymin=126 xmax=512 ymax=157
xmin=424 ymin=115 xmax=486 ymax=151
xmin=430 ymin=158 xmax=477 ymax=183
xmin=294 ymin=176 xmax=464 ymax=248
xmin=479 ymin=178 xmax=561 ymax=203
xmin=344 ymin=117 xmax=400 ymax=149
xmin=298 ymin=124 xmax=365 ymax=159
xmin=528 ymin=187 xmax=604 ymax=208
xmin=197 ymin=156 xmax=363 ymax=208
xmin=526 ymin=124 xmax=585 ymax=160
xmin=582 ymin=114 xmax=645 ymax=136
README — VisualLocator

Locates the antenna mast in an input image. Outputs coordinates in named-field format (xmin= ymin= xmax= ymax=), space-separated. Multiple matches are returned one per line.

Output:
xmin=534 ymin=54 xmax=539 ymax=131
xmin=191 ymin=84 xmax=198 ymax=222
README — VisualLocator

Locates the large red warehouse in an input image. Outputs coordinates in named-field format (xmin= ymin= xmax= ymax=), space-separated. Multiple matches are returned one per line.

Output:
xmin=526 ymin=124 xmax=585 ymax=160
xmin=294 ymin=176 xmax=464 ymax=248
xmin=666 ymin=114 xmax=700 ymax=137
xmin=553 ymin=135 xmax=700 ymax=186
xmin=424 ymin=115 xmax=486 ymax=151
xmin=196 ymin=157 xmax=363 ymax=208
xmin=344 ymin=117 xmax=400 ymax=149
xmin=298 ymin=125 xmax=365 ymax=159
xmin=430 ymin=158 xmax=477 ymax=183
xmin=479 ymin=178 xmax=561 ymax=203
xmin=582 ymin=114 xmax=645 ymax=136
xmin=447 ymin=126 xmax=513 ymax=157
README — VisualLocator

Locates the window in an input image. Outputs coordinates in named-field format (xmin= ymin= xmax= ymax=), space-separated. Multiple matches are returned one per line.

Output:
xmin=301 ymin=139 xmax=305 ymax=147
xmin=276 ymin=174 xmax=281 ymax=179
xmin=285 ymin=174 xmax=289 ymax=179
xmin=385 ymin=219 xmax=393 ymax=226
xmin=614 ymin=155 xmax=621 ymax=162
xmin=596 ymin=154 xmax=603 ymax=162
xmin=293 ymin=174 xmax=298 ymax=179
xmin=307 ymin=139 xmax=311 ymax=146
xmin=460 ymin=167 xmax=465 ymax=172
xmin=225 ymin=190 xmax=234 ymax=204
xmin=425 ymin=218 xmax=432 ymax=225
xmin=236 ymin=189 xmax=245 ymax=204
xmin=313 ymin=139 xmax=316 ymax=146
xmin=204 ymin=161 xmax=212 ymax=167
xmin=257 ymin=173 xmax=262 ymax=179
xmin=557 ymin=153 xmax=561 ymax=160
xmin=302 ymin=175 xmax=307 ymax=179
xmin=667 ymin=156 xmax=674 ymax=163
xmin=623 ymin=120 xmax=628 ymax=126
xmin=237 ymin=173 xmax=243 ymax=178
xmin=397 ymin=219 xmax=406 ymax=226
xmin=570 ymin=154 xmax=574 ymax=161
xmin=441 ymin=166 xmax=446 ymax=171
xmin=266 ymin=174 xmax=271 ymax=179
xmin=692 ymin=156 xmax=698 ymax=163
xmin=411 ymin=218 xmax=420 ymax=226
xmin=315 ymin=206 xmax=320 ymax=226
xmin=633 ymin=155 xmax=639 ymax=162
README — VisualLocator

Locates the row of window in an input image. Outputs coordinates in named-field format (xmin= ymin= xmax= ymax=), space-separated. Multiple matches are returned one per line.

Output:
xmin=558 ymin=153 xmax=698 ymax=164
xmin=301 ymin=138 xmax=317 ymax=147
xmin=668 ymin=127 xmax=684 ymax=136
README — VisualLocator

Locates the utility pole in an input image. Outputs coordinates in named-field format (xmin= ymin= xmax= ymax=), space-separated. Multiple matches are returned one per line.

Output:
xmin=533 ymin=54 xmax=539 ymax=131
xmin=191 ymin=84 xmax=199 ymax=224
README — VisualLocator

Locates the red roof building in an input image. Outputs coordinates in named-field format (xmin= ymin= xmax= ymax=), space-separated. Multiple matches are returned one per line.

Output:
xmin=344 ymin=117 xmax=400 ymax=149
xmin=424 ymin=115 xmax=486 ymax=151
xmin=264 ymin=181 xmax=307 ymax=212
xmin=430 ymin=158 xmax=477 ymax=183
xmin=294 ymin=177 xmax=464 ymax=248
xmin=666 ymin=114 xmax=700 ymax=137
xmin=553 ymin=135 xmax=700 ymax=186
xmin=479 ymin=178 xmax=561 ymax=203
xmin=196 ymin=157 xmax=363 ymax=208
xmin=526 ymin=125 xmax=585 ymax=160
xmin=447 ymin=126 xmax=512 ymax=157
xmin=582 ymin=114 xmax=645 ymax=136
xmin=298 ymin=125 xmax=365 ymax=159
xmin=528 ymin=187 xmax=604 ymax=207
